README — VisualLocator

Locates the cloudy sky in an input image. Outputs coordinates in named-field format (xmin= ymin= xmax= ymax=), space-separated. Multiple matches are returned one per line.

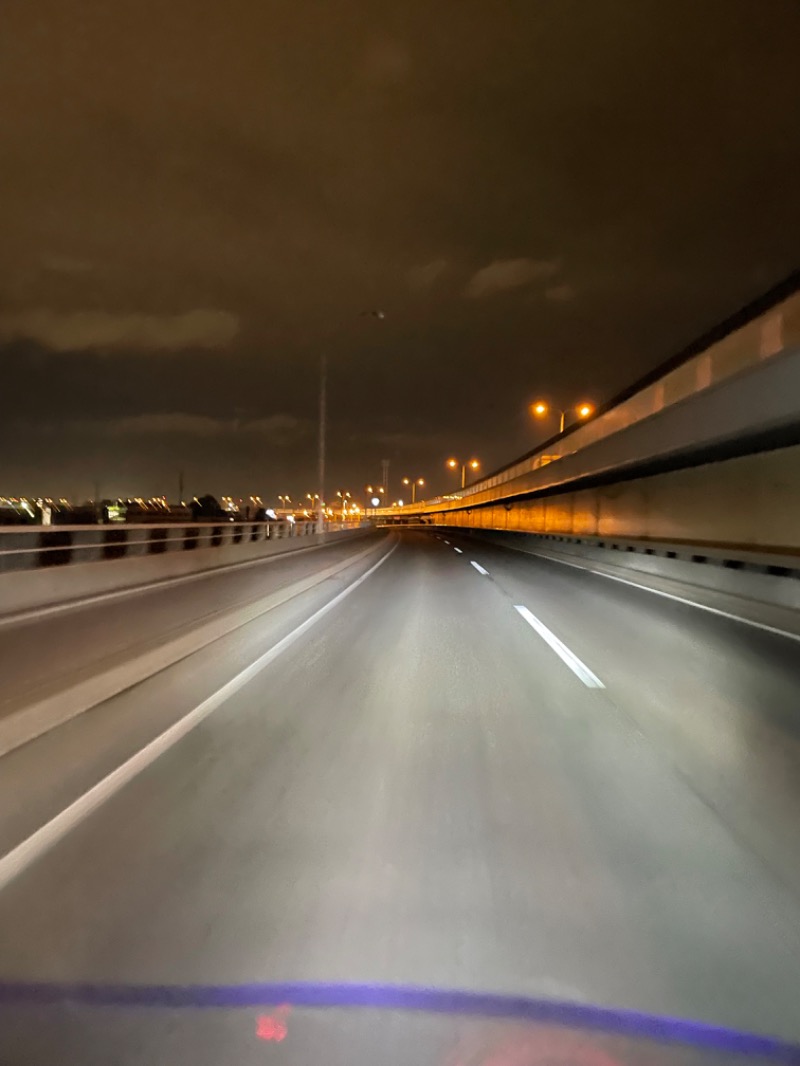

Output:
xmin=1 ymin=0 xmax=799 ymax=502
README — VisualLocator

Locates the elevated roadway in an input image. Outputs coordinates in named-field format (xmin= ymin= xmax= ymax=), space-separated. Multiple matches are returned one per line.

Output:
xmin=1 ymin=531 xmax=800 ymax=1061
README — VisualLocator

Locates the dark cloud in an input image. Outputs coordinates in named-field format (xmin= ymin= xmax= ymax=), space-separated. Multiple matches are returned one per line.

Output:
xmin=1 ymin=0 xmax=799 ymax=501
xmin=407 ymin=259 xmax=449 ymax=291
xmin=0 ymin=309 xmax=239 ymax=352
xmin=360 ymin=37 xmax=412 ymax=87
xmin=465 ymin=258 xmax=561 ymax=299
xmin=545 ymin=284 xmax=575 ymax=304
xmin=40 ymin=254 xmax=94 ymax=276
xmin=109 ymin=414 xmax=231 ymax=437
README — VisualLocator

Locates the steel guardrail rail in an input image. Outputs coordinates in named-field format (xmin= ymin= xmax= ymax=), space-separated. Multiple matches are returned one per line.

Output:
xmin=0 ymin=521 xmax=363 ymax=573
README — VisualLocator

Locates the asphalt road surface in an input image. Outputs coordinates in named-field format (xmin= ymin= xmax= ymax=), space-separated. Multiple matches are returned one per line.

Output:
xmin=2 ymin=530 xmax=800 ymax=1062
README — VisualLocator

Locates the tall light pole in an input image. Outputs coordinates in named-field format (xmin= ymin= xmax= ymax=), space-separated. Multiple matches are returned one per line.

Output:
xmin=446 ymin=457 xmax=480 ymax=490
xmin=336 ymin=490 xmax=351 ymax=522
xmin=316 ymin=354 xmax=327 ymax=534
xmin=365 ymin=485 xmax=385 ymax=517
xmin=317 ymin=312 xmax=385 ymax=535
xmin=531 ymin=400 xmax=594 ymax=434
xmin=402 ymin=476 xmax=425 ymax=504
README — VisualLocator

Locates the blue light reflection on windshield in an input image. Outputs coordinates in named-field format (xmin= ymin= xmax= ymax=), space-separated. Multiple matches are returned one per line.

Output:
xmin=1 ymin=981 xmax=799 ymax=1061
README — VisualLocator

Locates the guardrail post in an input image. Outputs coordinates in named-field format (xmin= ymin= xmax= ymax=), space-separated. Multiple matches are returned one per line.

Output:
xmin=182 ymin=526 xmax=200 ymax=551
xmin=38 ymin=529 xmax=73 ymax=567
xmin=148 ymin=528 xmax=168 ymax=554
xmin=102 ymin=528 xmax=128 ymax=560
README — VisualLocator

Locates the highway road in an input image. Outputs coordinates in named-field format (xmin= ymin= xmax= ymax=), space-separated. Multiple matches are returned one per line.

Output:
xmin=2 ymin=530 xmax=800 ymax=1062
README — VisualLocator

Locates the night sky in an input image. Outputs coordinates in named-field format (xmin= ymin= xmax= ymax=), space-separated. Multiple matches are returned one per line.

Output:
xmin=2 ymin=0 xmax=799 ymax=503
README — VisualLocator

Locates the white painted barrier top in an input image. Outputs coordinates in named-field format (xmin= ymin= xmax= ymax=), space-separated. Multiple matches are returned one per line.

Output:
xmin=382 ymin=276 xmax=800 ymax=515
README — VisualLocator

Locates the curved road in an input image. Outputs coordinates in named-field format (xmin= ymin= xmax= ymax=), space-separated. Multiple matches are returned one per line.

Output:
xmin=2 ymin=530 xmax=800 ymax=1061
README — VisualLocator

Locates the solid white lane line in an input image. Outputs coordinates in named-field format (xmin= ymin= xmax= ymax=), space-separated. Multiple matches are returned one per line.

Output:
xmin=514 ymin=605 xmax=604 ymax=688
xmin=471 ymin=561 xmax=489 ymax=575
xmin=0 ymin=541 xmax=398 ymax=894
xmin=0 ymin=539 xmax=392 ymax=761
xmin=512 ymin=548 xmax=800 ymax=645
xmin=454 ymin=547 xmax=463 ymax=554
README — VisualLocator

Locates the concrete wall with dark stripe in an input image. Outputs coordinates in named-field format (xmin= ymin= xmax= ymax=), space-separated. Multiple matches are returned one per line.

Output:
xmin=429 ymin=443 xmax=800 ymax=554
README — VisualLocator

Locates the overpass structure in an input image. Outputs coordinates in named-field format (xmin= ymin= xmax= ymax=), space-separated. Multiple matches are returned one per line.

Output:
xmin=380 ymin=272 xmax=800 ymax=558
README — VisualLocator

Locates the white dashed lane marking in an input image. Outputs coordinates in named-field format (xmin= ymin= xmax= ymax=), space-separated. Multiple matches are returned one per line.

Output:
xmin=514 ymin=605 xmax=604 ymax=689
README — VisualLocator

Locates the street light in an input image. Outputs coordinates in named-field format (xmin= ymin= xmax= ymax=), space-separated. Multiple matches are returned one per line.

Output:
xmin=364 ymin=484 xmax=387 ymax=516
xmin=336 ymin=490 xmax=351 ymax=522
xmin=278 ymin=494 xmax=291 ymax=509
xmin=401 ymin=476 xmax=425 ymax=504
xmin=530 ymin=400 xmax=594 ymax=434
xmin=317 ymin=310 xmax=386 ymax=534
xmin=305 ymin=493 xmax=320 ymax=520
xmin=446 ymin=457 xmax=480 ymax=490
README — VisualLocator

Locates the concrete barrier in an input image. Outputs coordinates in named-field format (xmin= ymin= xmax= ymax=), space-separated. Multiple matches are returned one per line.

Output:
xmin=0 ymin=533 xmax=390 ymax=757
xmin=444 ymin=527 xmax=800 ymax=617
xmin=424 ymin=444 xmax=800 ymax=557
xmin=0 ymin=524 xmax=371 ymax=619
xmin=378 ymin=274 xmax=800 ymax=522
xmin=0 ymin=519 xmax=355 ymax=574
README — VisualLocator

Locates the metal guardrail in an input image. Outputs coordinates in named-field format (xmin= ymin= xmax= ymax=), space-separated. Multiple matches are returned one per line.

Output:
xmin=0 ymin=521 xmax=363 ymax=574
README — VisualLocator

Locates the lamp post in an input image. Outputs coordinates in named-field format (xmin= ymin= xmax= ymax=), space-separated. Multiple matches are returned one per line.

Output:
xmin=531 ymin=400 xmax=594 ymax=434
xmin=365 ymin=485 xmax=385 ymax=517
xmin=336 ymin=490 xmax=351 ymax=522
xmin=317 ymin=311 xmax=386 ymax=534
xmin=401 ymin=476 xmax=425 ymax=504
xmin=446 ymin=457 xmax=480 ymax=490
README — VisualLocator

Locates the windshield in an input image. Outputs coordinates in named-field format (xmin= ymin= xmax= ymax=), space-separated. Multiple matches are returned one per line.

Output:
xmin=2 ymin=2 xmax=800 ymax=1064
xmin=4 ymin=982 xmax=800 ymax=1064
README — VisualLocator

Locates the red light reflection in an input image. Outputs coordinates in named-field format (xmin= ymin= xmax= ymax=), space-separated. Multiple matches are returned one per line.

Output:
xmin=446 ymin=1024 xmax=624 ymax=1066
xmin=256 ymin=1004 xmax=292 ymax=1043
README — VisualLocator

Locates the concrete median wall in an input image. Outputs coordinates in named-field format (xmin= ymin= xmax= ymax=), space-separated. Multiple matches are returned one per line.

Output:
xmin=0 ymin=532 xmax=389 ymax=757
xmin=0 ymin=525 xmax=373 ymax=618
xmin=450 ymin=528 xmax=800 ymax=618
xmin=433 ymin=443 xmax=800 ymax=555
